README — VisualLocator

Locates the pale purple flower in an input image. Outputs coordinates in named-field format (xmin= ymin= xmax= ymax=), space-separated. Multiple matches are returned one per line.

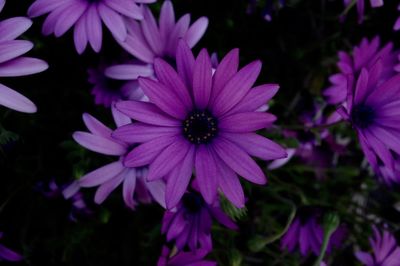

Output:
xmin=0 ymin=232 xmax=23 ymax=262
xmin=162 ymin=191 xmax=236 ymax=251
xmin=105 ymin=0 xmax=208 ymax=82
xmin=342 ymin=0 xmax=384 ymax=24
xmin=157 ymin=246 xmax=216 ymax=266
xmin=28 ymin=0 xmax=156 ymax=54
xmin=337 ymin=61 xmax=400 ymax=185
xmin=355 ymin=227 xmax=400 ymax=266
xmin=113 ymin=41 xmax=287 ymax=209
xmin=281 ymin=207 xmax=347 ymax=256
xmin=0 ymin=2 xmax=48 ymax=113
xmin=324 ymin=37 xmax=398 ymax=105
xmin=73 ymin=105 xmax=166 ymax=209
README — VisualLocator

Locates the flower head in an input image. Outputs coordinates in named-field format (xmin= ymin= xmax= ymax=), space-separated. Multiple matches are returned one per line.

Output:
xmin=0 ymin=2 xmax=48 ymax=113
xmin=113 ymin=41 xmax=287 ymax=209
xmin=162 ymin=191 xmax=236 ymax=251
xmin=73 ymin=105 xmax=166 ymax=209
xmin=0 ymin=232 xmax=23 ymax=262
xmin=28 ymin=0 xmax=156 ymax=54
xmin=355 ymin=226 xmax=400 ymax=266
xmin=324 ymin=37 xmax=398 ymax=105
xmin=157 ymin=246 xmax=216 ymax=266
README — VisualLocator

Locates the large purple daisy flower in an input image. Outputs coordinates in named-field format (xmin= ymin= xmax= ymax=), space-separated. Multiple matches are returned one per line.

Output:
xmin=28 ymin=0 xmax=156 ymax=54
xmin=113 ymin=41 xmax=287 ymax=209
xmin=105 ymin=0 xmax=208 ymax=82
xmin=0 ymin=232 xmax=23 ymax=262
xmin=337 ymin=61 xmax=400 ymax=184
xmin=157 ymin=246 xmax=216 ymax=266
xmin=162 ymin=191 xmax=236 ymax=251
xmin=324 ymin=37 xmax=398 ymax=105
xmin=0 ymin=2 xmax=48 ymax=113
xmin=281 ymin=207 xmax=347 ymax=256
xmin=72 ymin=106 xmax=166 ymax=209
xmin=355 ymin=226 xmax=400 ymax=266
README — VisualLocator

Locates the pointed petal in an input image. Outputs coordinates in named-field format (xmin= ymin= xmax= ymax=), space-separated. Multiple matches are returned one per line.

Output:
xmin=193 ymin=49 xmax=212 ymax=109
xmin=195 ymin=145 xmax=218 ymax=204
xmin=73 ymin=131 xmax=126 ymax=155
xmin=0 ymin=83 xmax=36 ymax=113
xmin=79 ymin=161 xmax=124 ymax=187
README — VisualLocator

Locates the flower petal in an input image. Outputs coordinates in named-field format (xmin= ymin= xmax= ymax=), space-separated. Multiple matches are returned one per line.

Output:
xmin=82 ymin=113 xmax=112 ymax=136
xmin=195 ymin=145 xmax=218 ymax=204
xmin=0 ymin=57 xmax=48 ymax=77
xmin=79 ymin=161 xmax=124 ymax=187
xmin=0 ymin=17 xmax=32 ymax=41
xmin=122 ymin=169 xmax=137 ymax=209
xmin=184 ymin=17 xmax=208 ymax=48
xmin=112 ymin=123 xmax=179 ymax=143
xmin=219 ymin=112 xmax=276 ymax=132
xmin=176 ymin=40 xmax=195 ymax=88
xmin=73 ymin=131 xmax=126 ymax=156
xmin=98 ymin=3 xmax=127 ymax=42
xmin=0 ymin=83 xmax=36 ymax=113
xmin=193 ymin=49 xmax=212 ymax=109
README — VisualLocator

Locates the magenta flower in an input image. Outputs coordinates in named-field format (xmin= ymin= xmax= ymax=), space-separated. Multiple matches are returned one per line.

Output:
xmin=73 ymin=106 xmax=166 ymax=209
xmin=88 ymin=63 xmax=149 ymax=107
xmin=162 ymin=191 xmax=236 ymax=251
xmin=0 ymin=2 xmax=48 ymax=113
xmin=343 ymin=0 xmax=384 ymax=23
xmin=157 ymin=246 xmax=216 ymax=266
xmin=113 ymin=41 xmax=287 ymax=209
xmin=105 ymin=0 xmax=208 ymax=82
xmin=281 ymin=207 xmax=347 ymax=256
xmin=0 ymin=232 xmax=23 ymax=262
xmin=28 ymin=0 xmax=156 ymax=54
xmin=337 ymin=61 xmax=400 ymax=184
xmin=355 ymin=227 xmax=400 ymax=266
xmin=324 ymin=37 xmax=398 ymax=105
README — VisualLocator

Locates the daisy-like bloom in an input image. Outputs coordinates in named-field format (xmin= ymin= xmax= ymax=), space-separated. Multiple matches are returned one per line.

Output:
xmin=72 ymin=106 xmax=166 ymax=209
xmin=28 ymin=0 xmax=156 ymax=54
xmin=113 ymin=40 xmax=287 ymax=209
xmin=337 ymin=61 xmax=400 ymax=184
xmin=105 ymin=0 xmax=208 ymax=82
xmin=281 ymin=207 xmax=347 ymax=256
xmin=0 ymin=1 xmax=48 ymax=113
xmin=355 ymin=226 xmax=400 ymax=266
xmin=324 ymin=37 xmax=397 ymax=105
xmin=162 ymin=191 xmax=236 ymax=251
xmin=157 ymin=246 xmax=216 ymax=266
xmin=0 ymin=232 xmax=23 ymax=262
xmin=342 ymin=0 xmax=384 ymax=24
xmin=88 ymin=62 xmax=149 ymax=107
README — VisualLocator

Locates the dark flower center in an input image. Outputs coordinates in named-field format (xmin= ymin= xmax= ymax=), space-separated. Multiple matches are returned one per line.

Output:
xmin=86 ymin=0 xmax=101 ymax=3
xmin=183 ymin=111 xmax=218 ymax=144
xmin=182 ymin=193 xmax=204 ymax=214
xmin=350 ymin=104 xmax=375 ymax=129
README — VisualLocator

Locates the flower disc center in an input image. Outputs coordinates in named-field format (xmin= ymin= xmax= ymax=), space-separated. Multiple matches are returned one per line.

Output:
xmin=183 ymin=111 xmax=218 ymax=144
xmin=351 ymin=104 xmax=375 ymax=129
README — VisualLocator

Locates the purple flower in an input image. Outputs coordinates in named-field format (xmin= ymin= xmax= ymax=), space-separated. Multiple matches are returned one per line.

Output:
xmin=394 ymin=4 xmax=400 ymax=31
xmin=113 ymin=41 xmax=287 ymax=209
xmin=28 ymin=0 xmax=156 ymax=54
xmin=337 ymin=61 xmax=400 ymax=184
xmin=355 ymin=227 xmax=400 ymax=266
xmin=342 ymin=0 xmax=384 ymax=24
xmin=73 ymin=105 xmax=166 ymax=209
xmin=324 ymin=37 xmax=398 ymax=105
xmin=0 ymin=2 xmax=48 ymax=113
xmin=157 ymin=246 xmax=216 ymax=266
xmin=0 ymin=232 xmax=23 ymax=262
xmin=88 ymin=62 xmax=149 ymax=107
xmin=105 ymin=0 xmax=208 ymax=82
xmin=281 ymin=207 xmax=347 ymax=256
xmin=162 ymin=191 xmax=236 ymax=251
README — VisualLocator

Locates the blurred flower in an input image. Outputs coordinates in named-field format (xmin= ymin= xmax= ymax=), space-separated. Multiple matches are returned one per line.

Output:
xmin=0 ymin=232 xmax=23 ymax=262
xmin=394 ymin=4 xmax=400 ymax=31
xmin=342 ymin=0 xmax=384 ymax=24
xmin=105 ymin=0 xmax=208 ymax=82
xmin=246 ymin=0 xmax=285 ymax=21
xmin=28 ymin=0 xmax=156 ymax=54
xmin=88 ymin=62 xmax=148 ymax=107
xmin=355 ymin=226 xmax=400 ymax=266
xmin=113 ymin=41 xmax=286 ymax=209
xmin=157 ymin=246 xmax=216 ymax=266
xmin=281 ymin=207 xmax=347 ymax=256
xmin=337 ymin=61 xmax=400 ymax=184
xmin=324 ymin=36 xmax=397 ymax=105
xmin=161 ymin=191 xmax=236 ymax=251
xmin=0 ymin=2 xmax=48 ymax=113
xmin=73 ymin=105 xmax=166 ymax=209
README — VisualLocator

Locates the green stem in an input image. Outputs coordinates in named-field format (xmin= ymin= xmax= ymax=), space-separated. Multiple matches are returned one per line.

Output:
xmin=313 ymin=213 xmax=340 ymax=266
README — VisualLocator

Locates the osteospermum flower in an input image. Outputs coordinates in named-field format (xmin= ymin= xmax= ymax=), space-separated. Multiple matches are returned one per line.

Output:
xmin=355 ymin=227 xmax=400 ymax=266
xmin=0 ymin=232 xmax=23 ymax=262
xmin=28 ymin=0 xmax=156 ymax=54
xmin=73 ymin=106 xmax=166 ymax=209
xmin=113 ymin=41 xmax=287 ymax=209
xmin=337 ymin=61 xmax=400 ymax=184
xmin=105 ymin=0 xmax=208 ymax=82
xmin=162 ymin=191 xmax=236 ymax=251
xmin=0 ymin=2 xmax=48 ymax=113
xmin=342 ymin=0 xmax=384 ymax=24
xmin=157 ymin=246 xmax=216 ymax=266
xmin=324 ymin=37 xmax=398 ymax=105
xmin=281 ymin=207 xmax=347 ymax=256
xmin=88 ymin=63 xmax=149 ymax=107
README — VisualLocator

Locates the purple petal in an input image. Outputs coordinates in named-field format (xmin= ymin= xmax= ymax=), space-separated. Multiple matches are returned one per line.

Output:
xmin=355 ymin=252 xmax=374 ymax=265
xmin=0 ymin=17 xmax=32 ymax=41
xmin=141 ymin=6 xmax=163 ymax=55
xmin=209 ymin=207 xmax=237 ymax=230
xmin=184 ymin=17 xmax=208 ymax=48
xmin=166 ymin=14 xmax=190 ymax=56
xmin=0 ymin=57 xmax=48 ymax=77
xmin=98 ymin=3 xmax=127 ymax=42
xmin=176 ymin=40 xmax=195 ymax=88
xmin=0 ymin=244 xmax=23 ymax=262
xmin=79 ymin=161 xmax=124 ymax=187
xmin=105 ymin=64 xmax=153 ymax=80
xmin=54 ymin=1 xmax=87 ymax=37
xmin=86 ymin=4 xmax=102 ymax=52
xmin=103 ymin=0 xmax=143 ymax=20
xmin=94 ymin=170 xmax=126 ymax=204
xmin=354 ymin=68 xmax=369 ymax=105
xmin=118 ymin=34 xmax=155 ymax=64
xmin=113 ymin=123 xmax=179 ymax=144
xmin=193 ymin=49 xmax=212 ymax=109
xmin=159 ymin=0 xmax=175 ymax=42
xmin=41 ymin=4 xmax=67 ymax=35
xmin=144 ymin=177 xmax=166 ymax=208
xmin=122 ymin=169 xmax=137 ymax=209
xmin=28 ymin=0 xmax=69 ymax=17
xmin=73 ymin=131 xmax=126 ymax=156
xmin=82 ymin=113 xmax=112 ymax=137
xmin=111 ymin=102 xmax=132 ymax=127
xmin=195 ymin=145 xmax=218 ymax=204
xmin=219 ymin=112 xmax=276 ymax=132
xmin=0 ymin=83 xmax=36 ymax=113
xmin=73 ymin=15 xmax=88 ymax=54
